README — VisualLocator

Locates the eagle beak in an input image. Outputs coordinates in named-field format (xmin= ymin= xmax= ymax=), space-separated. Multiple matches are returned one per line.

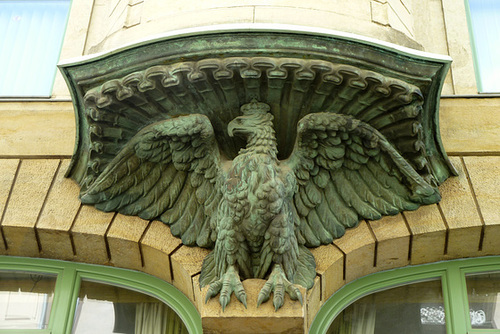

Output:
xmin=228 ymin=121 xmax=235 ymax=137
xmin=227 ymin=118 xmax=242 ymax=137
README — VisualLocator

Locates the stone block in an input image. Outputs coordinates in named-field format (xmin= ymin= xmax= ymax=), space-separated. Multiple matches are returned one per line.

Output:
xmin=92 ymin=6 xmax=255 ymax=53
xmin=0 ymin=102 xmax=75 ymax=156
xmin=441 ymin=0 xmax=477 ymax=94
xmin=463 ymin=156 xmax=500 ymax=254
xmin=141 ymin=220 xmax=182 ymax=282
xmin=194 ymin=276 xmax=305 ymax=334
xmin=306 ymin=276 xmax=322 ymax=333
xmin=71 ymin=205 xmax=114 ymax=264
xmin=37 ymin=160 xmax=81 ymax=260
xmin=438 ymin=157 xmax=482 ymax=257
xmin=310 ymin=244 xmax=344 ymax=300
xmin=404 ymin=204 xmax=447 ymax=264
xmin=440 ymin=98 xmax=500 ymax=154
xmin=371 ymin=0 xmax=389 ymax=26
xmin=334 ymin=221 xmax=376 ymax=283
xmin=171 ymin=245 xmax=210 ymax=302
xmin=0 ymin=159 xmax=19 ymax=254
xmin=0 ymin=160 xmax=18 ymax=219
xmin=106 ymin=213 xmax=149 ymax=270
xmin=368 ymin=213 xmax=410 ymax=271
xmin=1 ymin=159 xmax=60 ymax=256
xmin=387 ymin=0 xmax=413 ymax=37
xmin=482 ymin=225 xmax=500 ymax=256
xmin=124 ymin=0 xmax=143 ymax=28
xmin=53 ymin=0 xmax=94 ymax=98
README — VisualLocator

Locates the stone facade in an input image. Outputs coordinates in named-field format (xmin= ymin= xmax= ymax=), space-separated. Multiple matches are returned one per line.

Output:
xmin=1 ymin=1 xmax=499 ymax=333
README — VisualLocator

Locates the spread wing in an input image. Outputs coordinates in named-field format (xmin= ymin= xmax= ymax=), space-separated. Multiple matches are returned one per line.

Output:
xmin=285 ymin=112 xmax=440 ymax=247
xmin=80 ymin=114 xmax=223 ymax=248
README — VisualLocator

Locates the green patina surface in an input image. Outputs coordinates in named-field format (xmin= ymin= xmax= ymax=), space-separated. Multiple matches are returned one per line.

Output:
xmin=59 ymin=29 xmax=455 ymax=311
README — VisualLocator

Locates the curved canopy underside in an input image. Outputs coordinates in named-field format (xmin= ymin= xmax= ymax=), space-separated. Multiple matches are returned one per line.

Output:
xmin=59 ymin=27 xmax=454 ymax=193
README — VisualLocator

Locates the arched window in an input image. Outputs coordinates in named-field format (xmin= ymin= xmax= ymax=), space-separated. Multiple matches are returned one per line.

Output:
xmin=310 ymin=256 xmax=500 ymax=333
xmin=0 ymin=256 xmax=202 ymax=333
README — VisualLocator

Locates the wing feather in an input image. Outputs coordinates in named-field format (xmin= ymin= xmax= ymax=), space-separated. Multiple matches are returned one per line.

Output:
xmin=287 ymin=112 xmax=440 ymax=247
xmin=316 ymin=199 xmax=345 ymax=239
xmin=297 ymin=216 xmax=319 ymax=248
xmin=331 ymin=169 xmax=382 ymax=220
xmin=120 ymin=164 xmax=178 ymax=215
xmin=170 ymin=190 xmax=198 ymax=240
xmin=325 ymin=179 xmax=359 ymax=229
xmin=140 ymin=172 xmax=187 ymax=220
xmin=196 ymin=206 xmax=215 ymax=247
xmin=304 ymin=181 xmax=322 ymax=207
xmin=81 ymin=114 xmax=222 ymax=248
xmin=360 ymin=161 xmax=420 ymax=211
xmin=294 ymin=190 xmax=311 ymax=217
xmin=158 ymin=186 xmax=188 ymax=224
xmin=88 ymin=155 xmax=145 ymax=205
xmin=312 ymin=168 xmax=330 ymax=188
xmin=306 ymin=210 xmax=333 ymax=245
xmin=97 ymin=163 xmax=164 ymax=212
xmin=347 ymin=170 xmax=399 ymax=215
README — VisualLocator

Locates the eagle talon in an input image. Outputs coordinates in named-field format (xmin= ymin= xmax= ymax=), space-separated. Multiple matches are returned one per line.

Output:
xmin=257 ymin=264 xmax=303 ymax=311
xmin=205 ymin=280 xmax=222 ymax=304
xmin=205 ymin=265 xmax=247 ymax=311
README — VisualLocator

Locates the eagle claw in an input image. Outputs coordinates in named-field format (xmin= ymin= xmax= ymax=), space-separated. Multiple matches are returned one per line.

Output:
xmin=257 ymin=264 xmax=303 ymax=311
xmin=205 ymin=265 xmax=247 ymax=311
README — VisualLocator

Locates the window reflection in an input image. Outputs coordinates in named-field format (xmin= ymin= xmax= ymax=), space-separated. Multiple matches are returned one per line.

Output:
xmin=467 ymin=0 xmax=500 ymax=92
xmin=72 ymin=280 xmax=188 ymax=334
xmin=327 ymin=279 xmax=446 ymax=334
xmin=0 ymin=271 xmax=56 ymax=329
xmin=0 ymin=1 xmax=71 ymax=96
xmin=466 ymin=272 xmax=500 ymax=329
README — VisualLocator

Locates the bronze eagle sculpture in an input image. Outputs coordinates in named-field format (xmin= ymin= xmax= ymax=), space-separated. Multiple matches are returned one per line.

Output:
xmin=80 ymin=99 xmax=440 ymax=311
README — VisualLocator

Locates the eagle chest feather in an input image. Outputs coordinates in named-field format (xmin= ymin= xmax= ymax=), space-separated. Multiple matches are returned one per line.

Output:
xmin=223 ymin=153 xmax=292 ymax=248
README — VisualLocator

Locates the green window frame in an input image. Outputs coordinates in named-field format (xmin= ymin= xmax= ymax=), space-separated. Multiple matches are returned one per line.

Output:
xmin=0 ymin=256 xmax=202 ymax=334
xmin=310 ymin=256 xmax=500 ymax=334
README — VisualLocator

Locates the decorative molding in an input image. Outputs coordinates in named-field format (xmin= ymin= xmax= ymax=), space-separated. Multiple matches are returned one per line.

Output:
xmin=59 ymin=29 xmax=455 ymax=311
xmin=80 ymin=57 xmax=428 ymax=191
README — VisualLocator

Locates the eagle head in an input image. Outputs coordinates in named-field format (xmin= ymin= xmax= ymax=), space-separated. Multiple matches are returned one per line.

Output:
xmin=228 ymin=99 xmax=273 ymax=138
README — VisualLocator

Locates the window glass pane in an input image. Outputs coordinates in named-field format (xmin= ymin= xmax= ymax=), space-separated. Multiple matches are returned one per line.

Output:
xmin=327 ymin=279 xmax=445 ymax=334
xmin=0 ymin=271 xmax=56 ymax=329
xmin=465 ymin=272 xmax=500 ymax=329
xmin=468 ymin=0 xmax=500 ymax=92
xmin=72 ymin=279 xmax=188 ymax=334
xmin=0 ymin=0 xmax=70 ymax=97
